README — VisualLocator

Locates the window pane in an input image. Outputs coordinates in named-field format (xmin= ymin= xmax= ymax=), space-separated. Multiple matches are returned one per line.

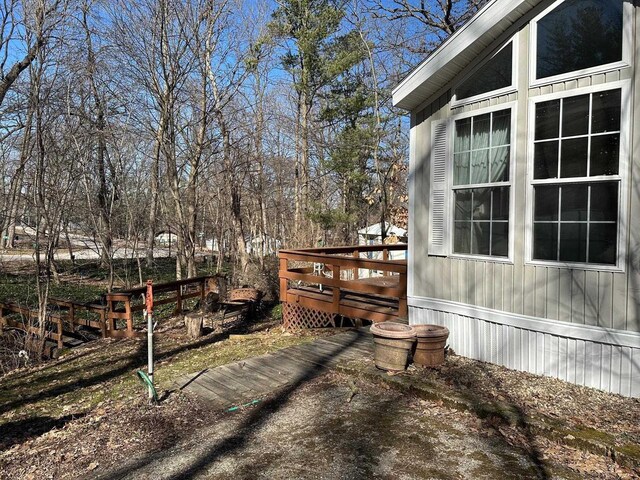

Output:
xmin=493 ymin=187 xmax=510 ymax=221
xmin=561 ymin=184 xmax=588 ymax=221
xmin=490 ymin=146 xmax=509 ymax=182
xmin=492 ymin=110 xmax=511 ymax=146
xmin=454 ymin=118 xmax=471 ymax=152
xmin=454 ymin=152 xmax=470 ymax=185
xmin=589 ymin=224 xmax=617 ymax=264
xmin=534 ymin=141 xmax=559 ymax=179
xmin=472 ymin=189 xmax=491 ymax=220
xmin=560 ymin=223 xmax=587 ymax=262
xmin=492 ymin=222 xmax=509 ymax=257
xmin=455 ymin=190 xmax=472 ymax=221
xmin=472 ymin=223 xmax=490 ymax=255
xmin=535 ymin=100 xmax=560 ymax=140
xmin=561 ymin=95 xmax=589 ymax=137
xmin=472 ymin=114 xmax=490 ymax=149
xmin=454 ymin=222 xmax=471 ymax=253
xmin=533 ymin=223 xmax=558 ymax=260
xmin=560 ymin=137 xmax=588 ymax=178
xmin=590 ymin=134 xmax=619 ymax=175
xmin=592 ymin=89 xmax=621 ymax=133
xmin=470 ymin=149 xmax=489 ymax=184
xmin=590 ymin=182 xmax=618 ymax=221
xmin=535 ymin=186 xmax=559 ymax=221
xmin=456 ymin=43 xmax=513 ymax=100
xmin=536 ymin=0 xmax=623 ymax=79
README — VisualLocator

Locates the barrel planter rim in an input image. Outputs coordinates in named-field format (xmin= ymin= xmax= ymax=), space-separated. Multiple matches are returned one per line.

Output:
xmin=413 ymin=324 xmax=450 ymax=338
xmin=370 ymin=322 xmax=416 ymax=340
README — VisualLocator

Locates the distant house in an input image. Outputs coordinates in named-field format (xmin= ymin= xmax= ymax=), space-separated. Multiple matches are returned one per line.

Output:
xmin=357 ymin=222 xmax=407 ymax=246
xmin=155 ymin=230 xmax=177 ymax=247
xmin=394 ymin=0 xmax=640 ymax=396
xmin=357 ymin=223 xmax=407 ymax=277
xmin=246 ymin=234 xmax=281 ymax=256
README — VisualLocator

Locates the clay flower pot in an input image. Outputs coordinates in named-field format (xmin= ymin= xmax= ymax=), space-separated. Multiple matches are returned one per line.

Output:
xmin=370 ymin=322 xmax=416 ymax=372
xmin=412 ymin=324 xmax=450 ymax=367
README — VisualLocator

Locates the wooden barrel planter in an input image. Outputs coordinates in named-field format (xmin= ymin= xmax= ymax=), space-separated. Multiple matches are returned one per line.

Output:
xmin=228 ymin=288 xmax=260 ymax=303
xmin=370 ymin=322 xmax=416 ymax=372
xmin=412 ymin=324 xmax=449 ymax=367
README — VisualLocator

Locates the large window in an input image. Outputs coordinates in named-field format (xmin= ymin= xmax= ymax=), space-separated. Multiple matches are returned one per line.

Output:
xmin=535 ymin=0 xmax=624 ymax=81
xmin=453 ymin=109 xmax=511 ymax=257
xmin=531 ymin=89 xmax=621 ymax=265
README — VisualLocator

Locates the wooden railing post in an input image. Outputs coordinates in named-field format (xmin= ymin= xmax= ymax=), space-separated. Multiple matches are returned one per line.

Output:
xmin=125 ymin=296 xmax=133 ymax=335
xmin=332 ymin=265 xmax=341 ymax=315
xmin=279 ymin=257 xmax=288 ymax=302
xmin=353 ymin=250 xmax=359 ymax=280
xmin=382 ymin=248 xmax=389 ymax=276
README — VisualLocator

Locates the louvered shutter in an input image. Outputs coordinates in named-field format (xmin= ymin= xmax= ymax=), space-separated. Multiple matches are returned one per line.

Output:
xmin=428 ymin=120 xmax=449 ymax=256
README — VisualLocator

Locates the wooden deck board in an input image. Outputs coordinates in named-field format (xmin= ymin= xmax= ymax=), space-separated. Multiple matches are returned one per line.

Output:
xmin=209 ymin=367 xmax=261 ymax=395
xmin=181 ymin=331 xmax=372 ymax=407
xmin=238 ymin=357 xmax=294 ymax=384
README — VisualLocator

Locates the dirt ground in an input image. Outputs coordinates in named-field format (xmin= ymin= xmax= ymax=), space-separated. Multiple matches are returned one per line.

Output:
xmin=1 ymin=371 xmax=635 ymax=480
xmin=0 ymin=310 xmax=638 ymax=480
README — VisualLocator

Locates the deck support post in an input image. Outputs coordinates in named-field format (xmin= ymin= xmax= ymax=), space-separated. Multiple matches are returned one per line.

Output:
xmin=279 ymin=258 xmax=288 ymax=302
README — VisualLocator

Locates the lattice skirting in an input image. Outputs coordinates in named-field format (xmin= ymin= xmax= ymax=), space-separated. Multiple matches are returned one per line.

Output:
xmin=282 ymin=302 xmax=337 ymax=330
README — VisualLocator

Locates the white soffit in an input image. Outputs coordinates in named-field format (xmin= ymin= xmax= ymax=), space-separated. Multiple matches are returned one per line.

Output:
xmin=393 ymin=0 xmax=542 ymax=111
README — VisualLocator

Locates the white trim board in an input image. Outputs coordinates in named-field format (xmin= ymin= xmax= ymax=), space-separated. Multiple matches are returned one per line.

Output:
xmin=393 ymin=0 xmax=545 ymax=110
xmin=408 ymin=295 xmax=640 ymax=349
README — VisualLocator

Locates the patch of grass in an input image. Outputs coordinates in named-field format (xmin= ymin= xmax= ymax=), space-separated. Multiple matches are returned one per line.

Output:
xmin=0 ymin=326 xmax=323 ymax=430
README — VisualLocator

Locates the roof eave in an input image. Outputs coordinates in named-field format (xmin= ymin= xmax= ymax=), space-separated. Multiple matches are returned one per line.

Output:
xmin=393 ymin=0 xmax=539 ymax=111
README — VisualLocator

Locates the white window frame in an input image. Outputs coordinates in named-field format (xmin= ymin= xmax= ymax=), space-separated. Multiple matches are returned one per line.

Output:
xmin=529 ymin=0 xmax=633 ymax=87
xmin=451 ymin=36 xmax=518 ymax=107
xmin=447 ymin=102 xmax=517 ymax=263
xmin=525 ymin=81 xmax=630 ymax=272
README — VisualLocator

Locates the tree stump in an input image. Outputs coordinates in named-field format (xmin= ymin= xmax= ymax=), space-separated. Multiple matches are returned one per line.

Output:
xmin=184 ymin=312 xmax=204 ymax=339
xmin=203 ymin=292 xmax=220 ymax=313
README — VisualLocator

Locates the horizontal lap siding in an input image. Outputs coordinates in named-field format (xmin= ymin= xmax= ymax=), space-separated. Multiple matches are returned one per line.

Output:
xmin=411 ymin=305 xmax=640 ymax=397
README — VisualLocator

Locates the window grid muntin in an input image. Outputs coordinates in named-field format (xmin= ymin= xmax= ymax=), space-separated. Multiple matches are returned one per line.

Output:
xmin=533 ymin=92 xmax=621 ymax=180
xmin=533 ymin=182 xmax=618 ymax=263
xmin=532 ymin=89 xmax=622 ymax=266
xmin=452 ymin=108 xmax=512 ymax=258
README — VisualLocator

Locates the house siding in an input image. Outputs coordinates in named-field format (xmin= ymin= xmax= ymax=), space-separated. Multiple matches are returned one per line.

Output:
xmin=408 ymin=3 xmax=640 ymax=395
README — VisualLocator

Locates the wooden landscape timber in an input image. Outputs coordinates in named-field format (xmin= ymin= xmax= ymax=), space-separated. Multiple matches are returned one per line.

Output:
xmin=278 ymin=244 xmax=407 ymax=329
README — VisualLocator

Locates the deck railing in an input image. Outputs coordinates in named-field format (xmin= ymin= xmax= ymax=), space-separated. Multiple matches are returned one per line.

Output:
xmin=278 ymin=244 xmax=408 ymax=322
xmin=105 ymin=276 xmax=216 ymax=337
xmin=0 ymin=299 xmax=108 ymax=348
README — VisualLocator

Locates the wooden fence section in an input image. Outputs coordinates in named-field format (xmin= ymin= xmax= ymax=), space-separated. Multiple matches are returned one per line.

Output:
xmin=105 ymin=276 xmax=216 ymax=337
xmin=0 ymin=299 xmax=108 ymax=348
xmin=0 ymin=276 xmax=217 ymax=345
xmin=278 ymin=244 xmax=407 ymax=329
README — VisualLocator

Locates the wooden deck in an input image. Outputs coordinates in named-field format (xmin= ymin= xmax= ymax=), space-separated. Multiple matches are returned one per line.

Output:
xmin=279 ymin=244 xmax=407 ymax=328
xmin=175 ymin=330 xmax=373 ymax=408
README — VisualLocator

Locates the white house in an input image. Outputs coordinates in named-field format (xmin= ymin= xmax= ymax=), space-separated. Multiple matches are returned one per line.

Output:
xmin=394 ymin=0 xmax=640 ymax=396
xmin=357 ymin=222 xmax=408 ymax=246
xmin=357 ymin=222 xmax=408 ymax=277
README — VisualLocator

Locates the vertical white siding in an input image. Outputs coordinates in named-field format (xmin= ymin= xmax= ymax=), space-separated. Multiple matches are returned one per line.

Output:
xmin=411 ymin=305 xmax=640 ymax=397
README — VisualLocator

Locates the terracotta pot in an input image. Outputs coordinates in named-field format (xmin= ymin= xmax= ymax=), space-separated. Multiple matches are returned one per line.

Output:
xmin=370 ymin=322 xmax=416 ymax=371
xmin=412 ymin=324 xmax=449 ymax=367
